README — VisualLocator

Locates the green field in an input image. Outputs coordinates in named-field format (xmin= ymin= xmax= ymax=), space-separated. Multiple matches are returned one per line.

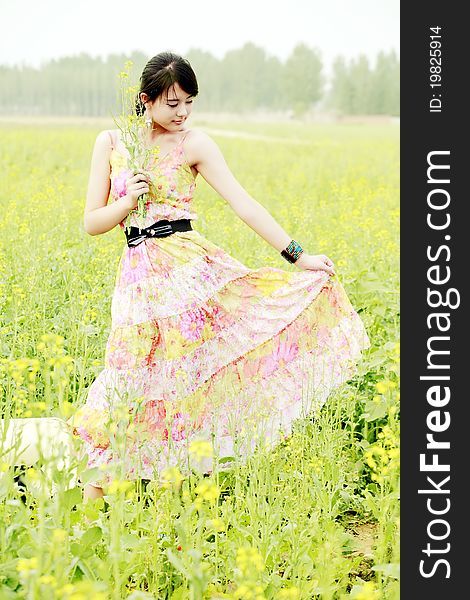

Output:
xmin=0 ymin=119 xmax=399 ymax=599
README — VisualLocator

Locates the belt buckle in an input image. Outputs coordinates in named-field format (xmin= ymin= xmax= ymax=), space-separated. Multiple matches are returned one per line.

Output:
xmin=148 ymin=221 xmax=173 ymax=237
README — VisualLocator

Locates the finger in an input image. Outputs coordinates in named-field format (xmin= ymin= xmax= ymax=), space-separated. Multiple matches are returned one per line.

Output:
xmin=131 ymin=182 xmax=149 ymax=191
xmin=128 ymin=173 xmax=148 ymax=184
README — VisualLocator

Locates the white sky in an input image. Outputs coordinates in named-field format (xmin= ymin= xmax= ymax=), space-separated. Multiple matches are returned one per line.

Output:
xmin=0 ymin=0 xmax=399 ymax=74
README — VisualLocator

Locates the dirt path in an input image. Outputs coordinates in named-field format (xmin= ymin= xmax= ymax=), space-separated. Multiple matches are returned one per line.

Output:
xmin=201 ymin=127 xmax=313 ymax=146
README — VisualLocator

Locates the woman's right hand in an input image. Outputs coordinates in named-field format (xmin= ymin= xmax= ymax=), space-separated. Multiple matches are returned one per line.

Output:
xmin=121 ymin=172 xmax=150 ymax=210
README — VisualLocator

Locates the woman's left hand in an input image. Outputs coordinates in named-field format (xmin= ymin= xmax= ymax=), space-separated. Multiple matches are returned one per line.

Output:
xmin=294 ymin=253 xmax=336 ymax=276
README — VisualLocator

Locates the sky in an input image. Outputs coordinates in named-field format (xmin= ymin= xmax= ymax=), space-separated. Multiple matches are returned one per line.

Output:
xmin=0 ymin=0 xmax=399 ymax=74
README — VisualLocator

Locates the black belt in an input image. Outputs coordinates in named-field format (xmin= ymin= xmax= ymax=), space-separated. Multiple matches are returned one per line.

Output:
xmin=124 ymin=219 xmax=193 ymax=247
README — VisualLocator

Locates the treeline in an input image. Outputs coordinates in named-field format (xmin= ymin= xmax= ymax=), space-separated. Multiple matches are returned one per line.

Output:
xmin=0 ymin=43 xmax=399 ymax=117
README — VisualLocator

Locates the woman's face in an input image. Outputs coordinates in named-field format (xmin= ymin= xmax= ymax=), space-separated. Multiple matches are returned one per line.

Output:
xmin=142 ymin=82 xmax=194 ymax=131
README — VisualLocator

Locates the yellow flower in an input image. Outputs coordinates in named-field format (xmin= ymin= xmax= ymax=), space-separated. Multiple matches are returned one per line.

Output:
xmin=160 ymin=466 xmax=184 ymax=490
xmin=25 ymin=467 xmax=40 ymax=481
xmin=61 ymin=402 xmax=75 ymax=418
xmin=52 ymin=528 xmax=68 ymax=543
xmin=188 ymin=439 xmax=213 ymax=460
xmin=16 ymin=556 xmax=38 ymax=573
xmin=208 ymin=518 xmax=226 ymax=532
xmin=38 ymin=574 xmax=57 ymax=586
xmin=377 ymin=380 xmax=397 ymax=393
xmin=353 ymin=581 xmax=381 ymax=600
xmin=56 ymin=584 xmax=75 ymax=595
xmin=33 ymin=401 xmax=47 ymax=411
xmin=233 ymin=582 xmax=265 ymax=600
xmin=236 ymin=545 xmax=264 ymax=574
xmin=364 ymin=450 xmax=376 ymax=469
xmin=194 ymin=480 xmax=220 ymax=503
xmin=204 ymin=584 xmax=231 ymax=598
xmin=107 ymin=479 xmax=134 ymax=495
xmin=375 ymin=381 xmax=388 ymax=394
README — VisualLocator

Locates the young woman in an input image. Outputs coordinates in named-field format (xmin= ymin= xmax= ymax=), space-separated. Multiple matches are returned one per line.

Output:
xmin=67 ymin=51 xmax=369 ymax=501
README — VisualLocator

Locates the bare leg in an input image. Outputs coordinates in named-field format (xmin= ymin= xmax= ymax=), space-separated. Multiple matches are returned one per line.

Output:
xmin=84 ymin=483 xmax=104 ymax=501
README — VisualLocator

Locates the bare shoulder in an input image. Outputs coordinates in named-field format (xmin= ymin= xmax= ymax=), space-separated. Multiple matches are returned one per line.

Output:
xmin=184 ymin=128 xmax=215 ymax=147
xmin=184 ymin=128 xmax=223 ymax=165
xmin=89 ymin=130 xmax=117 ymax=165
xmin=94 ymin=129 xmax=115 ymax=149
xmin=87 ymin=131 xmax=115 ymax=173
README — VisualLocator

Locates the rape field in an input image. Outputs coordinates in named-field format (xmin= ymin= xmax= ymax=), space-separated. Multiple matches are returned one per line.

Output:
xmin=0 ymin=119 xmax=399 ymax=599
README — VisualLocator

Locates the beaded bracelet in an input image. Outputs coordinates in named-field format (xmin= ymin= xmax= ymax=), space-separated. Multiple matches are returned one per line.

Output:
xmin=281 ymin=239 xmax=304 ymax=264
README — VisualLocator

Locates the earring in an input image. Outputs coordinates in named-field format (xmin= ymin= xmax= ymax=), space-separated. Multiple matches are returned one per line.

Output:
xmin=144 ymin=106 xmax=152 ymax=129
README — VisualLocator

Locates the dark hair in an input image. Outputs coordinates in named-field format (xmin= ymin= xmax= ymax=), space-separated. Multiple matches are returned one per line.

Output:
xmin=135 ymin=51 xmax=199 ymax=116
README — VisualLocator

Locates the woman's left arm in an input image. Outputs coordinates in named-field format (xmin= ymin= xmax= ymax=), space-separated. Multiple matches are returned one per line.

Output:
xmin=186 ymin=130 xmax=335 ymax=275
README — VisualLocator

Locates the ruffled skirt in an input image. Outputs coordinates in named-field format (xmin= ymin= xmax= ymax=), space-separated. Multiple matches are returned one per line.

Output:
xmin=67 ymin=229 xmax=370 ymax=488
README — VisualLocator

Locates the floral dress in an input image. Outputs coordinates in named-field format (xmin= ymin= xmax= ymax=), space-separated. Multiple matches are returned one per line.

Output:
xmin=67 ymin=129 xmax=370 ymax=489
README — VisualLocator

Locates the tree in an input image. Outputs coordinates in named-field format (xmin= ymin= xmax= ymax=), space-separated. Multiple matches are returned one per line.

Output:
xmin=371 ymin=50 xmax=400 ymax=115
xmin=349 ymin=54 xmax=373 ymax=114
xmin=185 ymin=48 xmax=222 ymax=112
xmin=282 ymin=43 xmax=325 ymax=117
xmin=219 ymin=42 xmax=272 ymax=112
xmin=327 ymin=51 xmax=400 ymax=116
xmin=328 ymin=55 xmax=353 ymax=115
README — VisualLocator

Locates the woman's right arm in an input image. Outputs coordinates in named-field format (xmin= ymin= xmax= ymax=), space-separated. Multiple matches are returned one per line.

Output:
xmin=83 ymin=131 xmax=149 ymax=236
